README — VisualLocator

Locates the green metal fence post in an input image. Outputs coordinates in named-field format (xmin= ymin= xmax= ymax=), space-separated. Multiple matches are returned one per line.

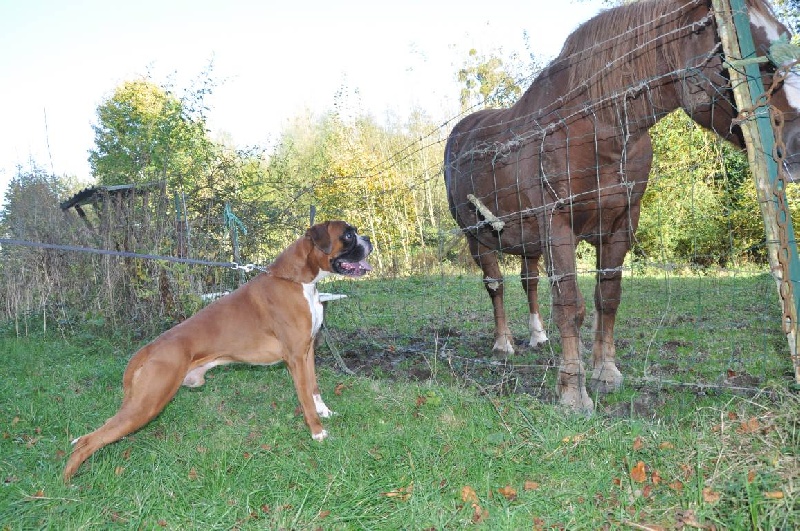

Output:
xmin=713 ymin=0 xmax=800 ymax=384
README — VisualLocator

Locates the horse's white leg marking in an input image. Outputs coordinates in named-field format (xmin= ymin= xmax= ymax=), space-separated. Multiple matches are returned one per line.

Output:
xmin=485 ymin=276 xmax=515 ymax=354
xmin=528 ymin=313 xmax=548 ymax=347
xmin=313 ymin=393 xmax=334 ymax=418
xmin=493 ymin=337 xmax=514 ymax=353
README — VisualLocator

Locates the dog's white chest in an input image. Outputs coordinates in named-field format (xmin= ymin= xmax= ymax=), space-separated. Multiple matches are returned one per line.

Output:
xmin=302 ymin=282 xmax=324 ymax=338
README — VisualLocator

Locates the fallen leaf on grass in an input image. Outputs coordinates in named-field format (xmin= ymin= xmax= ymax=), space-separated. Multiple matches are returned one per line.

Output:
xmin=524 ymin=480 xmax=540 ymax=491
xmin=497 ymin=485 xmax=517 ymax=501
xmin=659 ymin=441 xmax=674 ymax=450
xmin=318 ymin=510 xmax=331 ymax=518
xmin=737 ymin=417 xmax=760 ymax=434
xmin=702 ymin=487 xmax=720 ymax=504
xmin=188 ymin=468 xmax=198 ymax=480
xmin=471 ymin=503 xmax=489 ymax=524
xmin=764 ymin=491 xmax=784 ymax=499
xmin=630 ymin=461 xmax=647 ymax=483
xmin=114 ymin=466 xmax=125 ymax=476
xmin=669 ymin=480 xmax=684 ymax=492
xmin=651 ymin=470 xmax=662 ymax=485
xmin=632 ymin=436 xmax=644 ymax=451
xmin=461 ymin=485 xmax=479 ymax=503
xmin=383 ymin=482 xmax=413 ymax=501
xmin=334 ymin=383 xmax=347 ymax=396
xmin=675 ymin=509 xmax=712 ymax=529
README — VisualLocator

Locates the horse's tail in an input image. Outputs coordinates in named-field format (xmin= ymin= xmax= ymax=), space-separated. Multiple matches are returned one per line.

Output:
xmin=442 ymin=132 xmax=459 ymax=216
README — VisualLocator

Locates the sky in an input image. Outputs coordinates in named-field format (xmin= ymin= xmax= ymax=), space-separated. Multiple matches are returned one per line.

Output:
xmin=0 ymin=0 xmax=605 ymax=202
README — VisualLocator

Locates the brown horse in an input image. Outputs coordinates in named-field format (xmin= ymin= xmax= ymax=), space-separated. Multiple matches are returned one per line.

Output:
xmin=444 ymin=0 xmax=800 ymax=412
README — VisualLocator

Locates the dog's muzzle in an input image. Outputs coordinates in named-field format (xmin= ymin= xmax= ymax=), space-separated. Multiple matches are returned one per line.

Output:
xmin=332 ymin=234 xmax=373 ymax=277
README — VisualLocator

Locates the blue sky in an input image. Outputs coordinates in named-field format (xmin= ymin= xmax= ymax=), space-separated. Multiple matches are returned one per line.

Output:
xmin=0 ymin=0 xmax=604 ymax=200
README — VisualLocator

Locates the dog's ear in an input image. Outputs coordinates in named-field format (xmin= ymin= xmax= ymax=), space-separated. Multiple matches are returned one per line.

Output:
xmin=306 ymin=222 xmax=333 ymax=254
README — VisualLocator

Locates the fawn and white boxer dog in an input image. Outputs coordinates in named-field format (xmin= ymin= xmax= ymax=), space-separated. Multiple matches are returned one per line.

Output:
xmin=63 ymin=220 xmax=372 ymax=481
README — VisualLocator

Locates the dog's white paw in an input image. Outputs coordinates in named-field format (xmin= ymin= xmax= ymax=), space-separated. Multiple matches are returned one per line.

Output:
xmin=312 ymin=430 xmax=329 ymax=441
xmin=313 ymin=394 xmax=335 ymax=418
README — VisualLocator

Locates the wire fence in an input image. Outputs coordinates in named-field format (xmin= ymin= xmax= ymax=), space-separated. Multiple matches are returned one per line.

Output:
xmin=1 ymin=0 xmax=796 ymax=401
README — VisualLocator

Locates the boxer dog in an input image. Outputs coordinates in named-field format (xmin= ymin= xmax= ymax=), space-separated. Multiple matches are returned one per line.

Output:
xmin=63 ymin=220 xmax=372 ymax=482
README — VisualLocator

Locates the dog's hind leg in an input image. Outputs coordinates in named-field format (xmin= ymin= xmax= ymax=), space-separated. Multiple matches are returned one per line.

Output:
xmin=63 ymin=350 xmax=186 ymax=482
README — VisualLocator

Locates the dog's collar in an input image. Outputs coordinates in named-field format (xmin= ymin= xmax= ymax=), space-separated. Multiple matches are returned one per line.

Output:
xmin=264 ymin=268 xmax=327 ymax=285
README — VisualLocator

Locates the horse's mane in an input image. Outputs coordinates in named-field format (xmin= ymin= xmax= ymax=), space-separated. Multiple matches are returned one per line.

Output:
xmin=556 ymin=0 xmax=698 ymax=103
xmin=555 ymin=0 xmax=779 ymax=104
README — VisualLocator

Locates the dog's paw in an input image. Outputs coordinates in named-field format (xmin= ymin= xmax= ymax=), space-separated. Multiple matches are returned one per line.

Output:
xmin=313 ymin=394 xmax=335 ymax=418
xmin=312 ymin=430 xmax=329 ymax=442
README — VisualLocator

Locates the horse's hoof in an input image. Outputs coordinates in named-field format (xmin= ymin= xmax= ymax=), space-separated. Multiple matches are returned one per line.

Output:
xmin=589 ymin=363 xmax=623 ymax=394
xmin=557 ymin=388 xmax=594 ymax=415
xmin=528 ymin=337 xmax=548 ymax=349
xmin=492 ymin=337 xmax=515 ymax=355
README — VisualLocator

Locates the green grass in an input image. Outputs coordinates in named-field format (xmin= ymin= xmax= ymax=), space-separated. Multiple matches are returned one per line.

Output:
xmin=1 ymin=272 xmax=798 ymax=529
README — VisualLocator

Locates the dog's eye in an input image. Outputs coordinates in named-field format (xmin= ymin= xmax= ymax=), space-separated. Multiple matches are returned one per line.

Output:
xmin=344 ymin=232 xmax=354 ymax=241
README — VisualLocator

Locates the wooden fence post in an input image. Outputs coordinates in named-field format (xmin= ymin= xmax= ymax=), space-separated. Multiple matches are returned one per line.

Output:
xmin=711 ymin=0 xmax=800 ymax=384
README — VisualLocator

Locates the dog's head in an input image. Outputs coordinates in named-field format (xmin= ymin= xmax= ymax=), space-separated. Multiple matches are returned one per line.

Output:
xmin=306 ymin=221 xmax=373 ymax=278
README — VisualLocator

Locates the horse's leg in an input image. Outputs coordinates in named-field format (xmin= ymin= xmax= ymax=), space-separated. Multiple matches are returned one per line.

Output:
xmin=589 ymin=239 xmax=626 ymax=393
xmin=590 ymin=136 xmax=649 ymax=392
xmin=544 ymin=221 xmax=592 ymax=412
xmin=468 ymin=235 xmax=514 ymax=354
xmin=589 ymin=204 xmax=642 ymax=393
xmin=521 ymin=255 xmax=548 ymax=347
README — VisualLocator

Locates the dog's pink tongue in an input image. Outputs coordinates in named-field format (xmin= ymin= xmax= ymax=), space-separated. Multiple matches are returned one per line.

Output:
xmin=360 ymin=260 xmax=373 ymax=272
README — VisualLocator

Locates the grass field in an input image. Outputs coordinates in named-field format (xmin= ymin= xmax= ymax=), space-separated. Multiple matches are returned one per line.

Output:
xmin=1 ymin=272 xmax=798 ymax=529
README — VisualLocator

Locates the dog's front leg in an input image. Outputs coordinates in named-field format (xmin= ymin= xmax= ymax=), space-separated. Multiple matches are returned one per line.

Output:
xmin=305 ymin=344 xmax=334 ymax=418
xmin=286 ymin=348 xmax=328 ymax=441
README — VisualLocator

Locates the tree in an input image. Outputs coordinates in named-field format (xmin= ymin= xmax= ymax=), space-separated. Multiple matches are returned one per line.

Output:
xmin=774 ymin=0 xmax=800 ymax=34
xmin=89 ymin=78 xmax=214 ymax=189
xmin=457 ymin=49 xmax=525 ymax=111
